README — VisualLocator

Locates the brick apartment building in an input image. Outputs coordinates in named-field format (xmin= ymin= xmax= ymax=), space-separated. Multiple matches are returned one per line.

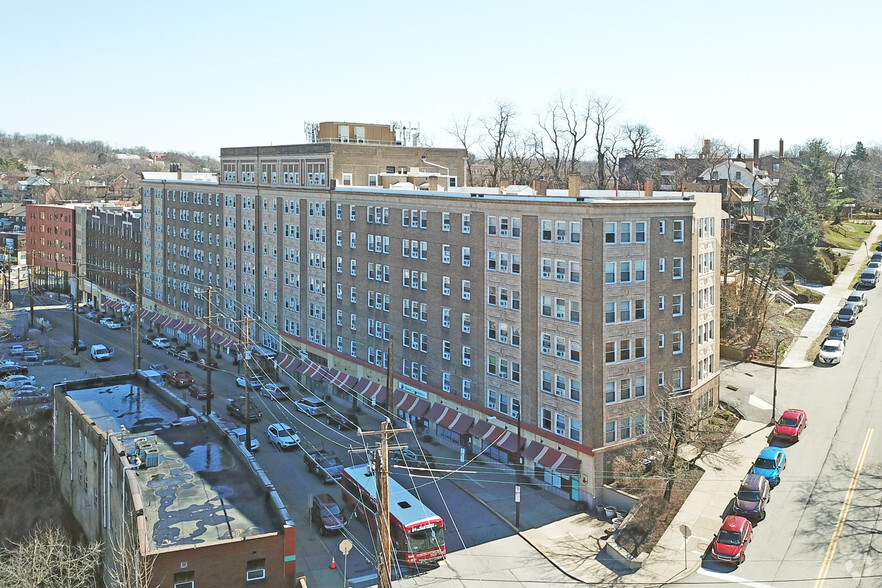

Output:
xmin=138 ymin=122 xmax=722 ymax=502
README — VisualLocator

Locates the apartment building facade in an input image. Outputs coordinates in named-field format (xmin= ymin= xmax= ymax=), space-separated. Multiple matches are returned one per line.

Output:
xmin=140 ymin=137 xmax=721 ymax=501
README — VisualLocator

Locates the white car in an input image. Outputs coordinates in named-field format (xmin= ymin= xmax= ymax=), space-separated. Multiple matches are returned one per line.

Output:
xmin=9 ymin=345 xmax=23 ymax=356
xmin=818 ymin=339 xmax=845 ymax=365
xmin=1 ymin=374 xmax=36 ymax=390
xmin=151 ymin=337 xmax=171 ymax=349
xmin=236 ymin=375 xmax=263 ymax=390
xmin=231 ymin=427 xmax=260 ymax=453
xmin=99 ymin=317 xmax=113 ymax=327
xmin=260 ymin=383 xmax=290 ymax=401
xmin=105 ymin=320 xmax=122 ymax=330
xmin=266 ymin=422 xmax=301 ymax=450
xmin=294 ymin=395 xmax=327 ymax=417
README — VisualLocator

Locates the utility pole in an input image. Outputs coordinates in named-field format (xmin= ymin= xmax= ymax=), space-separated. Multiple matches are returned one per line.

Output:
xmin=197 ymin=286 xmax=218 ymax=416
xmin=72 ymin=262 xmax=80 ymax=355
xmin=385 ymin=335 xmax=395 ymax=424
xmin=233 ymin=315 xmax=257 ymax=451
xmin=27 ymin=265 xmax=34 ymax=328
xmin=358 ymin=421 xmax=411 ymax=588
xmin=133 ymin=271 xmax=142 ymax=371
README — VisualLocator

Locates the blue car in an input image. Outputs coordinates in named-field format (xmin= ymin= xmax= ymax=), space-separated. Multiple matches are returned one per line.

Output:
xmin=751 ymin=446 xmax=786 ymax=487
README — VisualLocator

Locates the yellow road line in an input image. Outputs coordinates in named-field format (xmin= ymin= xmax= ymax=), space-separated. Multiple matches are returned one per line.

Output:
xmin=814 ymin=428 xmax=874 ymax=587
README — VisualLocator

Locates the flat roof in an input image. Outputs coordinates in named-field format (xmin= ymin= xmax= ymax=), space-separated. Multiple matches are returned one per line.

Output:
xmin=67 ymin=383 xmax=276 ymax=550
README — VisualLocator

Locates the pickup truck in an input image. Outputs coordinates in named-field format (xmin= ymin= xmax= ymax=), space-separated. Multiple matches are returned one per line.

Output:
xmin=90 ymin=344 xmax=114 ymax=361
xmin=226 ymin=395 xmax=262 ymax=422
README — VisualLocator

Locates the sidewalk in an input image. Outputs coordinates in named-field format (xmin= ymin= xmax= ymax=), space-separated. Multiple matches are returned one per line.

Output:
xmin=781 ymin=220 xmax=882 ymax=367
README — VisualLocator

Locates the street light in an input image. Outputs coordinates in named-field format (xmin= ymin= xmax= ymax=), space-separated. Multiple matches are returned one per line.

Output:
xmin=771 ymin=331 xmax=784 ymax=425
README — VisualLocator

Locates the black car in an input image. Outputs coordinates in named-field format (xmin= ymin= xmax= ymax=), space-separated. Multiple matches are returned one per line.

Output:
xmin=827 ymin=326 xmax=850 ymax=343
xmin=0 ymin=364 xmax=29 ymax=376
xmin=326 ymin=410 xmax=360 ymax=431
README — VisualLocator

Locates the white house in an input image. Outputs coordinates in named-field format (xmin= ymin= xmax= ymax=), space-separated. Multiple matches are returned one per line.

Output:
xmin=699 ymin=160 xmax=778 ymax=216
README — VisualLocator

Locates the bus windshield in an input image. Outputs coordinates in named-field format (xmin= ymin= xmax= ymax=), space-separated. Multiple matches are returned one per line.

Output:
xmin=406 ymin=524 xmax=444 ymax=554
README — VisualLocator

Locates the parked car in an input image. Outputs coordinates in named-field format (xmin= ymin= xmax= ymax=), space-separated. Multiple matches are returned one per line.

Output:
xmin=846 ymin=292 xmax=867 ymax=313
xmin=197 ymin=357 xmax=218 ymax=370
xmin=294 ymin=395 xmax=327 ymax=417
xmin=751 ymin=446 xmax=786 ymax=487
xmin=162 ymin=369 xmax=194 ymax=388
xmin=0 ymin=374 xmax=35 ymax=390
xmin=817 ymin=339 xmax=844 ymax=365
xmin=226 ymin=396 xmax=262 ymax=422
xmin=151 ymin=337 xmax=172 ymax=349
xmin=266 ymin=422 xmax=301 ymax=450
xmin=187 ymin=384 xmax=213 ymax=400
xmin=71 ymin=339 xmax=86 ymax=351
xmin=9 ymin=345 xmax=23 ymax=356
xmin=0 ymin=364 xmax=28 ymax=376
xmin=837 ymin=304 xmax=858 ymax=326
xmin=711 ymin=515 xmax=753 ymax=565
xmin=868 ymin=261 xmax=882 ymax=276
xmin=85 ymin=311 xmax=99 ymax=320
xmin=304 ymin=449 xmax=345 ymax=483
xmin=774 ymin=408 xmax=807 ymax=442
xmin=389 ymin=448 xmax=436 ymax=471
xmin=732 ymin=473 xmax=771 ymax=521
xmin=231 ymin=427 xmax=260 ymax=453
xmin=99 ymin=317 xmax=113 ymax=327
xmin=859 ymin=269 xmax=879 ymax=288
xmin=236 ymin=375 xmax=263 ymax=391
xmin=826 ymin=325 xmax=850 ymax=343
xmin=310 ymin=493 xmax=346 ymax=535
xmin=260 ymin=383 xmax=290 ymax=401
xmin=326 ymin=410 xmax=360 ymax=431
xmin=10 ymin=386 xmax=51 ymax=405
xmin=22 ymin=350 xmax=40 ymax=363
xmin=176 ymin=349 xmax=199 ymax=362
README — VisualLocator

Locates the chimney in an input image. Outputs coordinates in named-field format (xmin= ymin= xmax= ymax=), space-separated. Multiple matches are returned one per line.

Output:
xmin=753 ymin=139 xmax=760 ymax=167
xmin=567 ymin=173 xmax=581 ymax=197
xmin=536 ymin=179 xmax=547 ymax=196
xmin=177 ymin=167 xmax=182 ymax=181
xmin=643 ymin=180 xmax=653 ymax=197
xmin=428 ymin=175 xmax=438 ymax=191
xmin=779 ymin=138 xmax=784 ymax=158
xmin=702 ymin=139 xmax=711 ymax=158
xmin=498 ymin=179 xmax=510 ymax=194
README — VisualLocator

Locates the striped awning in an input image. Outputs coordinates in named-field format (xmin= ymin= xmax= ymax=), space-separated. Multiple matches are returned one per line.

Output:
xmin=426 ymin=402 xmax=446 ymax=422
xmin=469 ymin=420 xmax=507 ymax=445
xmin=396 ymin=393 xmax=431 ymax=418
xmin=494 ymin=431 xmax=523 ymax=454
xmin=105 ymin=299 xmax=124 ymax=310
xmin=140 ymin=310 xmax=159 ymax=323
xmin=437 ymin=408 xmax=474 ymax=435
xmin=181 ymin=323 xmax=201 ymax=336
xmin=167 ymin=319 xmax=186 ymax=332
xmin=299 ymin=361 xmax=323 ymax=379
xmin=331 ymin=371 xmax=359 ymax=391
xmin=156 ymin=315 xmax=173 ymax=326
xmin=362 ymin=381 xmax=386 ymax=404
xmin=276 ymin=354 xmax=301 ymax=371
xmin=523 ymin=442 xmax=581 ymax=476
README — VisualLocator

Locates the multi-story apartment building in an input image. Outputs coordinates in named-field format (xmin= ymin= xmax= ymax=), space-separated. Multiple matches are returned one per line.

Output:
xmin=84 ymin=205 xmax=142 ymax=308
xmin=140 ymin=126 xmax=721 ymax=503
xmin=25 ymin=203 xmax=76 ymax=292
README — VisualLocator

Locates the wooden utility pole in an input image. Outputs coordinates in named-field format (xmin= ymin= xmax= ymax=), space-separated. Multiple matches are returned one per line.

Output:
xmin=196 ymin=286 xmax=218 ymax=416
xmin=27 ymin=265 xmax=34 ymax=328
xmin=72 ymin=262 xmax=80 ymax=355
xmin=385 ymin=335 xmax=395 ymax=424
xmin=233 ymin=315 xmax=257 ymax=451
xmin=358 ymin=421 xmax=411 ymax=588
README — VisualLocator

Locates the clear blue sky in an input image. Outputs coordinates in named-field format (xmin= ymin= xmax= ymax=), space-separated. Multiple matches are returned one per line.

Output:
xmin=4 ymin=0 xmax=879 ymax=159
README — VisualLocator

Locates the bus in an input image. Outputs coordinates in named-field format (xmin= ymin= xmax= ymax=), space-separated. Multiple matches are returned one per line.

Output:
xmin=341 ymin=463 xmax=446 ymax=564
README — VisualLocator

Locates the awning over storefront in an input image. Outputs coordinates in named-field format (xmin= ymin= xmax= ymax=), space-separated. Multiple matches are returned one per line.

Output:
xmin=156 ymin=315 xmax=173 ymax=327
xmin=494 ymin=431 xmax=523 ymax=453
xmin=298 ymin=360 xmax=322 ymax=378
xmin=106 ymin=299 xmax=124 ymax=310
xmin=426 ymin=402 xmax=446 ymax=422
xmin=331 ymin=371 xmax=359 ymax=391
xmin=167 ymin=319 xmax=186 ymax=332
xmin=469 ymin=420 xmax=507 ymax=445
xmin=140 ymin=310 xmax=159 ymax=323
xmin=276 ymin=354 xmax=301 ymax=371
xmin=362 ymin=381 xmax=387 ymax=404
xmin=181 ymin=323 xmax=201 ymax=336
xmin=437 ymin=408 xmax=474 ymax=435
xmin=522 ymin=442 xmax=581 ymax=476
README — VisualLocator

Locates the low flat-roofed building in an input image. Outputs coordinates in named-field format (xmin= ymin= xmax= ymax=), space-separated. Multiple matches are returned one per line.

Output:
xmin=53 ymin=374 xmax=296 ymax=587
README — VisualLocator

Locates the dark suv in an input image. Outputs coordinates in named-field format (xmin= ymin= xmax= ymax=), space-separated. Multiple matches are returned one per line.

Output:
xmin=310 ymin=493 xmax=346 ymax=535
xmin=326 ymin=410 xmax=360 ymax=431
xmin=732 ymin=473 xmax=771 ymax=521
xmin=837 ymin=304 xmax=858 ymax=326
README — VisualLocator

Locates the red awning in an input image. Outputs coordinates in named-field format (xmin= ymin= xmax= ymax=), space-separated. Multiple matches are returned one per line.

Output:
xmin=353 ymin=379 xmax=371 ymax=393
xmin=494 ymin=431 xmax=523 ymax=454
xmin=438 ymin=409 xmax=474 ymax=435
xmin=554 ymin=454 xmax=581 ymax=477
xmin=469 ymin=420 xmax=507 ymax=445
xmin=315 ymin=366 xmax=333 ymax=382
xmin=276 ymin=354 xmax=301 ymax=371
xmin=331 ymin=371 xmax=359 ymax=391
xmin=156 ymin=315 xmax=173 ymax=326
xmin=426 ymin=402 xmax=446 ymax=422
xmin=537 ymin=446 xmax=564 ymax=468
xmin=181 ymin=323 xmax=200 ymax=336
xmin=363 ymin=381 xmax=386 ymax=403
xmin=300 ymin=361 xmax=322 ymax=379
xmin=106 ymin=299 xmax=123 ymax=310
xmin=167 ymin=319 xmax=186 ymax=331
xmin=140 ymin=310 xmax=159 ymax=323
xmin=193 ymin=327 xmax=207 ymax=340
xmin=396 ymin=393 xmax=430 ymax=417
xmin=522 ymin=441 xmax=546 ymax=462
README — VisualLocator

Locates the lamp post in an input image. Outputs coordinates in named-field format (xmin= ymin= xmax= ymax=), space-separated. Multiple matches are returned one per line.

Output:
xmin=771 ymin=331 xmax=783 ymax=425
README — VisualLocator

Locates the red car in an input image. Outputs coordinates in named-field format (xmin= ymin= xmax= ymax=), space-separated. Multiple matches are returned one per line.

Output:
xmin=774 ymin=409 xmax=807 ymax=442
xmin=187 ymin=383 xmax=213 ymax=400
xmin=711 ymin=515 xmax=752 ymax=565
xmin=163 ymin=369 xmax=194 ymax=388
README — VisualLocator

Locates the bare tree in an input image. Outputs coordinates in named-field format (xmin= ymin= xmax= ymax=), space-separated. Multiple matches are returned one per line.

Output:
xmin=448 ymin=114 xmax=478 ymax=186
xmin=480 ymin=101 xmax=516 ymax=186
xmin=616 ymin=122 xmax=664 ymax=187
xmin=106 ymin=518 xmax=156 ymax=588
xmin=587 ymin=95 xmax=620 ymax=188
xmin=535 ymin=94 xmax=590 ymax=187
xmin=0 ymin=524 xmax=101 ymax=588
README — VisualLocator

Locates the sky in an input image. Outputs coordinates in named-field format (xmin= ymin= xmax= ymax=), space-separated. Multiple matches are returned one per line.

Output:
xmin=4 ymin=0 xmax=881 ymax=160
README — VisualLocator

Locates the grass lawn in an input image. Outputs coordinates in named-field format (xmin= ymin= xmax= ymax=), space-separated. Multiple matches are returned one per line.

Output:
xmin=823 ymin=221 xmax=873 ymax=250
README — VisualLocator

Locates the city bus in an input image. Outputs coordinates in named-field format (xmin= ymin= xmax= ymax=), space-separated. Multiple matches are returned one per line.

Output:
xmin=341 ymin=463 xmax=446 ymax=564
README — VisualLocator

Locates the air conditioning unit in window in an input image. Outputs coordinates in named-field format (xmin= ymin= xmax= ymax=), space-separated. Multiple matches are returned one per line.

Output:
xmin=556 ymin=311 xmax=565 ymax=319
xmin=555 ymin=350 xmax=565 ymax=358
xmin=499 ymin=300 xmax=508 ymax=308
xmin=511 ymin=409 xmax=519 ymax=419
xmin=555 ymin=427 xmax=566 ymax=436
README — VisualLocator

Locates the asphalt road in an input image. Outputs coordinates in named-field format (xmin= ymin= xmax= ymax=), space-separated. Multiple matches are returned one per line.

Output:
xmin=687 ymin=290 xmax=882 ymax=587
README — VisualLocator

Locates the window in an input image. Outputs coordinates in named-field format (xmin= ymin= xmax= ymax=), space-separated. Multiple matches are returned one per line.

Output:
xmin=462 ymin=346 xmax=471 ymax=366
xmin=569 ymin=418 xmax=581 ymax=442
xmin=555 ymin=413 xmax=566 ymax=435
xmin=442 ymin=212 xmax=450 ymax=231
xmin=462 ymin=280 xmax=471 ymax=300
xmin=658 ymin=371 xmax=665 ymax=387
xmin=442 ymin=276 xmax=451 ymax=296
xmin=673 ymin=219 xmax=684 ymax=241
xmin=461 ymin=247 xmax=471 ymax=267
xmin=541 ymin=370 xmax=552 ymax=394
xmin=620 ymin=418 xmax=632 ymax=440
xmin=605 ymin=262 xmax=615 ymax=284
xmin=672 ymin=331 xmax=683 ymax=354
xmin=635 ymin=221 xmax=646 ymax=243
xmin=541 ymin=257 xmax=551 ymax=279
xmin=173 ymin=571 xmax=195 ymax=588
xmin=620 ymin=222 xmax=631 ymax=244
xmin=541 ymin=220 xmax=552 ymax=241
xmin=658 ymin=333 xmax=665 ymax=348
xmin=604 ymin=302 xmax=616 ymax=324
xmin=620 ymin=339 xmax=631 ymax=361
xmin=605 ymin=421 xmax=616 ymax=443
xmin=569 ymin=261 xmax=580 ymax=283
xmin=635 ymin=337 xmax=646 ymax=359
xmin=635 ymin=260 xmax=646 ymax=281
xmin=658 ymin=258 xmax=665 ymax=273
xmin=620 ymin=300 xmax=631 ymax=322
xmin=442 ymin=340 xmax=451 ymax=360
xmin=605 ymin=222 xmax=616 ymax=244
xmin=635 ymin=415 xmax=646 ymax=436
xmin=247 ymin=559 xmax=266 ymax=582
xmin=673 ymin=257 xmax=683 ymax=279
xmin=635 ymin=375 xmax=646 ymax=398
xmin=672 ymin=368 xmax=684 ymax=390
xmin=570 ymin=301 xmax=581 ymax=323
xmin=605 ymin=341 xmax=615 ymax=363
xmin=541 ymin=408 xmax=553 ymax=431
xmin=673 ymin=294 xmax=683 ymax=316
xmin=620 ymin=378 xmax=631 ymax=400
xmin=635 ymin=299 xmax=646 ymax=320
xmin=487 ymin=216 xmax=497 ymax=235
xmin=605 ymin=381 xmax=616 ymax=403
xmin=620 ymin=261 xmax=631 ymax=283
xmin=570 ymin=221 xmax=581 ymax=243
xmin=462 ymin=213 xmax=471 ymax=234
xmin=659 ymin=220 xmax=666 ymax=235
xmin=658 ymin=295 xmax=665 ymax=311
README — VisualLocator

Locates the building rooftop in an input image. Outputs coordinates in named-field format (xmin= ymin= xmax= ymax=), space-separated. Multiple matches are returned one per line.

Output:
xmin=67 ymin=382 xmax=276 ymax=550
